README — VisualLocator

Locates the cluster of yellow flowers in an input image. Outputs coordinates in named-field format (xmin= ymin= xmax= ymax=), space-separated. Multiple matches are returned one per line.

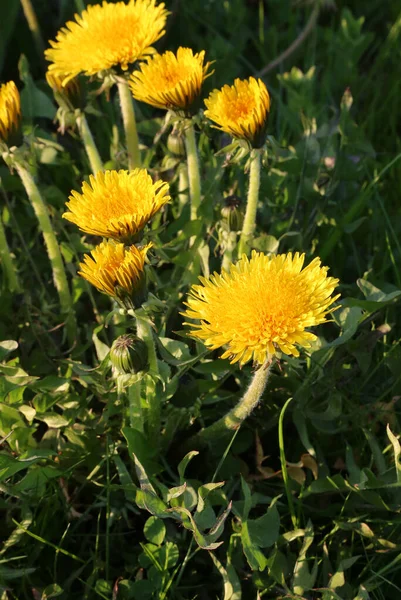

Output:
xmin=64 ymin=169 xmax=170 ymax=307
xmin=0 ymin=0 xmax=340 ymax=368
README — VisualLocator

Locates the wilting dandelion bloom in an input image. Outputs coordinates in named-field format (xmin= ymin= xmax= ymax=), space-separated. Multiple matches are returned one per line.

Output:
xmin=130 ymin=47 xmax=212 ymax=112
xmin=79 ymin=240 xmax=151 ymax=304
xmin=204 ymin=77 xmax=270 ymax=148
xmin=184 ymin=251 xmax=339 ymax=366
xmin=0 ymin=81 xmax=21 ymax=145
xmin=63 ymin=169 xmax=170 ymax=242
xmin=45 ymin=0 xmax=168 ymax=84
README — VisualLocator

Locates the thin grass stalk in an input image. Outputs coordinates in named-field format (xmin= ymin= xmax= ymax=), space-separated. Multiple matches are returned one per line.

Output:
xmin=136 ymin=311 xmax=160 ymax=443
xmin=14 ymin=163 xmax=75 ymax=341
xmin=257 ymin=3 xmax=320 ymax=76
xmin=117 ymin=80 xmax=141 ymax=169
xmin=20 ymin=0 xmax=46 ymax=66
xmin=278 ymin=397 xmax=297 ymax=528
xmin=74 ymin=0 xmax=86 ymax=12
xmin=76 ymin=112 xmax=103 ymax=174
xmin=0 ymin=214 xmax=21 ymax=292
xmin=184 ymin=122 xmax=201 ymax=226
xmin=190 ymin=358 xmax=272 ymax=447
xmin=238 ymin=149 xmax=262 ymax=257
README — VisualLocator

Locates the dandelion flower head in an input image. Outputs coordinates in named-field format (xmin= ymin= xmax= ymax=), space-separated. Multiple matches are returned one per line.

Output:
xmin=204 ymin=77 xmax=270 ymax=148
xmin=130 ymin=47 xmax=212 ymax=112
xmin=184 ymin=251 xmax=339 ymax=366
xmin=79 ymin=240 xmax=151 ymax=299
xmin=63 ymin=169 xmax=170 ymax=242
xmin=0 ymin=81 xmax=21 ymax=145
xmin=45 ymin=0 xmax=168 ymax=84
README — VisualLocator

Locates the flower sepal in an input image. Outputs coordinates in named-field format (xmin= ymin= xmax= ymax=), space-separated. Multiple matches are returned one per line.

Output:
xmin=214 ymin=138 xmax=251 ymax=163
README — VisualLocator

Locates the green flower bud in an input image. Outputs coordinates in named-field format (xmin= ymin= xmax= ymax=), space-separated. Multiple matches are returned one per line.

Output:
xmin=221 ymin=195 xmax=244 ymax=232
xmin=167 ymin=130 xmax=186 ymax=157
xmin=110 ymin=334 xmax=148 ymax=375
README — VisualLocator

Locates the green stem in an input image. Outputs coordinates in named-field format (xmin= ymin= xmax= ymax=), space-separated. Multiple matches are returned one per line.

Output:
xmin=178 ymin=162 xmax=189 ymax=209
xmin=278 ymin=397 xmax=297 ymax=528
xmin=14 ymin=163 xmax=75 ymax=341
xmin=128 ymin=383 xmax=143 ymax=432
xmin=184 ymin=122 xmax=201 ymax=224
xmin=0 ymin=212 xmax=21 ymax=293
xmin=191 ymin=358 xmax=272 ymax=447
xmin=136 ymin=310 xmax=159 ymax=443
xmin=221 ymin=231 xmax=237 ymax=272
xmin=117 ymin=80 xmax=141 ymax=169
xmin=20 ymin=0 xmax=46 ymax=66
xmin=238 ymin=150 xmax=262 ymax=257
xmin=76 ymin=112 xmax=103 ymax=175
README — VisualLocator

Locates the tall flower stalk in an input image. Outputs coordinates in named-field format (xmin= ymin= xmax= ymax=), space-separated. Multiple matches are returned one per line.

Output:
xmin=117 ymin=80 xmax=141 ymax=169
xmin=14 ymin=162 xmax=75 ymax=340
xmin=76 ymin=112 xmax=103 ymax=174
xmin=191 ymin=359 xmax=272 ymax=446
xmin=135 ymin=310 xmax=160 ymax=443
xmin=238 ymin=149 xmax=262 ymax=256
xmin=184 ymin=121 xmax=201 ymax=223
xmin=0 ymin=210 xmax=20 ymax=293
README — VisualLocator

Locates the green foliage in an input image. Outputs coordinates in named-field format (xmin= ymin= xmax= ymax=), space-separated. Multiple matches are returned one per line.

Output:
xmin=1 ymin=0 xmax=401 ymax=599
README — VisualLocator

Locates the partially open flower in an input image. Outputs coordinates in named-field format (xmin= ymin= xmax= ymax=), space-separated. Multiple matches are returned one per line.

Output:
xmin=0 ymin=81 xmax=22 ymax=146
xmin=183 ymin=251 xmax=339 ymax=366
xmin=130 ymin=47 xmax=212 ymax=114
xmin=204 ymin=77 xmax=271 ymax=148
xmin=46 ymin=69 xmax=84 ymax=112
xmin=79 ymin=240 xmax=151 ymax=308
xmin=63 ymin=169 xmax=170 ymax=243
xmin=45 ymin=0 xmax=168 ymax=84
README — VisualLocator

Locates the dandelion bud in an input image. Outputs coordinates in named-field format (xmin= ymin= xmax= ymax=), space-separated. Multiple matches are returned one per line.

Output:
xmin=110 ymin=334 xmax=148 ymax=375
xmin=167 ymin=130 xmax=185 ymax=157
xmin=221 ymin=195 xmax=244 ymax=232
xmin=0 ymin=81 xmax=22 ymax=147
xmin=46 ymin=70 xmax=85 ymax=113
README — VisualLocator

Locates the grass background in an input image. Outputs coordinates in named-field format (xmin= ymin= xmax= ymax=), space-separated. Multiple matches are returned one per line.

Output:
xmin=1 ymin=0 xmax=401 ymax=598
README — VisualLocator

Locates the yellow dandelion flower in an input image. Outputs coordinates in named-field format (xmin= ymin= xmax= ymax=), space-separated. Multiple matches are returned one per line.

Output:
xmin=79 ymin=240 xmax=151 ymax=306
xmin=63 ymin=169 xmax=170 ymax=242
xmin=0 ymin=81 xmax=21 ymax=145
xmin=130 ymin=47 xmax=213 ymax=113
xmin=183 ymin=251 xmax=340 ymax=366
xmin=45 ymin=0 xmax=168 ymax=84
xmin=204 ymin=77 xmax=271 ymax=148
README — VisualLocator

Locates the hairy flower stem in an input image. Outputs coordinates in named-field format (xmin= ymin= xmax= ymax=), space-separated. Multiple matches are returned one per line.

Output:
xmin=184 ymin=122 xmax=201 ymax=228
xmin=221 ymin=231 xmax=237 ymax=272
xmin=136 ymin=310 xmax=160 ymax=444
xmin=178 ymin=163 xmax=189 ymax=209
xmin=117 ymin=80 xmax=141 ymax=169
xmin=128 ymin=383 xmax=144 ymax=432
xmin=238 ymin=150 xmax=262 ymax=257
xmin=190 ymin=358 xmax=272 ymax=447
xmin=76 ymin=112 xmax=103 ymax=174
xmin=15 ymin=163 xmax=75 ymax=342
xmin=0 ymin=213 xmax=21 ymax=292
